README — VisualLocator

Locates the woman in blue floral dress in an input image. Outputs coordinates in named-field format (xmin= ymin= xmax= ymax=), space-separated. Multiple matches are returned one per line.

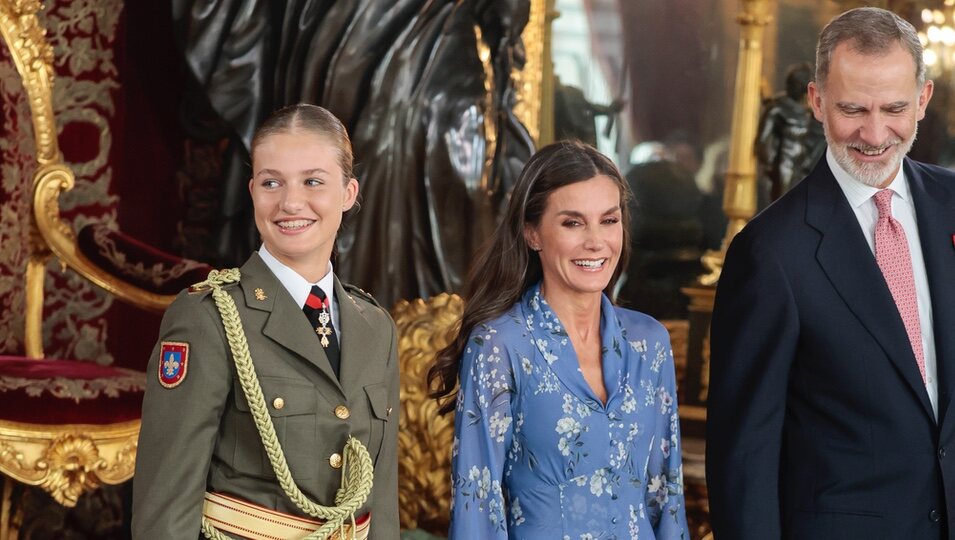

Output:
xmin=429 ymin=141 xmax=687 ymax=539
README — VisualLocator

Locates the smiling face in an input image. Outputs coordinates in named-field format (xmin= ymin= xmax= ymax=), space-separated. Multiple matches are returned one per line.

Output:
xmin=249 ymin=130 xmax=358 ymax=280
xmin=524 ymin=175 xmax=623 ymax=301
xmin=808 ymin=40 xmax=932 ymax=188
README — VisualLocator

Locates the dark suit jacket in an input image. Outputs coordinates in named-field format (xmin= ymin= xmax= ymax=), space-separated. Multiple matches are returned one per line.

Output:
xmin=706 ymin=156 xmax=955 ymax=539
xmin=132 ymin=253 xmax=400 ymax=539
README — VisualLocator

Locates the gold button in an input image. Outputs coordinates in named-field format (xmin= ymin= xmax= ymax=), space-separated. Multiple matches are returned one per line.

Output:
xmin=329 ymin=453 xmax=343 ymax=469
xmin=273 ymin=397 xmax=285 ymax=410
xmin=334 ymin=405 xmax=350 ymax=419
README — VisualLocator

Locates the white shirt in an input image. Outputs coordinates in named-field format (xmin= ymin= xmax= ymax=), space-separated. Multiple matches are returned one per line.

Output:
xmin=828 ymin=149 xmax=938 ymax=417
xmin=258 ymin=246 xmax=341 ymax=335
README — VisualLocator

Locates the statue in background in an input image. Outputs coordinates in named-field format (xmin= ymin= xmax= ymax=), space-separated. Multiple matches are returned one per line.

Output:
xmin=755 ymin=63 xmax=825 ymax=205
xmin=173 ymin=0 xmax=534 ymax=308
xmin=553 ymin=77 xmax=625 ymax=146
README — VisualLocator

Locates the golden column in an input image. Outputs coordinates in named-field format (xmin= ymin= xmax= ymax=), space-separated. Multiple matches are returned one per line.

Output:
xmin=701 ymin=0 xmax=773 ymax=285
xmin=681 ymin=0 xmax=773 ymax=421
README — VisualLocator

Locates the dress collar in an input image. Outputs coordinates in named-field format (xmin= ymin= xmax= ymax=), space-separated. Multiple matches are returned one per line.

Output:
xmin=520 ymin=282 xmax=628 ymax=411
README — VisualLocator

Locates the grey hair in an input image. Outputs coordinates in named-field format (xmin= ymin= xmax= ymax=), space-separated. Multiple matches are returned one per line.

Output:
xmin=815 ymin=7 xmax=926 ymax=89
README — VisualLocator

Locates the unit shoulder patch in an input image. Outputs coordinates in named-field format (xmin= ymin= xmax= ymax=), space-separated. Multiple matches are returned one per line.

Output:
xmin=158 ymin=341 xmax=189 ymax=388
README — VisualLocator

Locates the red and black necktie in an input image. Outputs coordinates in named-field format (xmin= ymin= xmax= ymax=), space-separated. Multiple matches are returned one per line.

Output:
xmin=303 ymin=285 xmax=340 ymax=377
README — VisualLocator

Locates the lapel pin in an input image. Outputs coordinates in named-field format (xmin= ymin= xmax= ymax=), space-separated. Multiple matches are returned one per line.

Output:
xmin=254 ymin=288 xmax=267 ymax=301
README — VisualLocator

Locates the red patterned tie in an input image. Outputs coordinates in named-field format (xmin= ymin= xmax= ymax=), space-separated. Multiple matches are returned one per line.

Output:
xmin=873 ymin=189 xmax=925 ymax=383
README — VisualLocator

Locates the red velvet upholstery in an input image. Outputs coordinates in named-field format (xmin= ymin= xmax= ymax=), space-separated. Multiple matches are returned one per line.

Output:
xmin=77 ymin=223 xmax=214 ymax=296
xmin=0 ymin=357 xmax=145 ymax=425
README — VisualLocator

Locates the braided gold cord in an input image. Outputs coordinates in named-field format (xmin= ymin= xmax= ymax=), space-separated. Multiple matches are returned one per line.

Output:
xmin=196 ymin=269 xmax=374 ymax=540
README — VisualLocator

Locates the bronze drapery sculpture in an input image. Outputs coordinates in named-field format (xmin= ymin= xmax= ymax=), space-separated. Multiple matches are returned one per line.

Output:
xmin=173 ymin=0 xmax=535 ymax=308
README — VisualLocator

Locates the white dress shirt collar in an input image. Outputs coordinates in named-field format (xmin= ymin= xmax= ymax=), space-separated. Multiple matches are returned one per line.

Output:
xmin=258 ymin=246 xmax=339 ymax=332
xmin=827 ymin=147 xmax=910 ymax=207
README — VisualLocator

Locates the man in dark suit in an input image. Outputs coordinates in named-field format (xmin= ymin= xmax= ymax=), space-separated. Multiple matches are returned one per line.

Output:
xmin=707 ymin=7 xmax=955 ymax=539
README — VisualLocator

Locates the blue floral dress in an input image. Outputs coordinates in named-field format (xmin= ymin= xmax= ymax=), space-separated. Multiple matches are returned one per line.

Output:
xmin=449 ymin=283 xmax=687 ymax=539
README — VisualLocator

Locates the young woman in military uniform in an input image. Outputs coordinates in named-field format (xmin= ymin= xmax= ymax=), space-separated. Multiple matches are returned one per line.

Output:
xmin=132 ymin=104 xmax=399 ymax=539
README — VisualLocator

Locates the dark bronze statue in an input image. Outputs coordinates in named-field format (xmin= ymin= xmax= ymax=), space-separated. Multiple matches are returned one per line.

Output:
xmin=553 ymin=78 xmax=625 ymax=146
xmin=173 ymin=0 xmax=534 ymax=307
xmin=756 ymin=63 xmax=825 ymax=205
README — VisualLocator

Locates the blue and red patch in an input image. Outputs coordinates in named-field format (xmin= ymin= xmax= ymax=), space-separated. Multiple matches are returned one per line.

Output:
xmin=158 ymin=341 xmax=189 ymax=388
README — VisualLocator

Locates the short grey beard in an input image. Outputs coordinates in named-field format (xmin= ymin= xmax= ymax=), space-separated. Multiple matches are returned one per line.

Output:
xmin=825 ymin=124 xmax=917 ymax=188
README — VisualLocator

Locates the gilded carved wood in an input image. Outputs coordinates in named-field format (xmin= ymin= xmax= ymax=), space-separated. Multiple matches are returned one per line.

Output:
xmin=0 ymin=0 xmax=175 ymax=336
xmin=0 ymin=420 xmax=139 ymax=507
xmin=393 ymin=293 xmax=462 ymax=535
xmin=0 ymin=0 xmax=142 ymax=510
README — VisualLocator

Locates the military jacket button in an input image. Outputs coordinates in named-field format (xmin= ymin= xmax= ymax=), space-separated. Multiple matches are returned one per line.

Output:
xmin=273 ymin=397 xmax=285 ymax=410
xmin=329 ymin=453 xmax=343 ymax=469
xmin=335 ymin=405 xmax=350 ymax=419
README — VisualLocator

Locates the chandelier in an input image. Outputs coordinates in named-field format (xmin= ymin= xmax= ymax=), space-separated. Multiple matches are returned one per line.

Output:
xmin=920 ymin=2 xmax=955 ymax=78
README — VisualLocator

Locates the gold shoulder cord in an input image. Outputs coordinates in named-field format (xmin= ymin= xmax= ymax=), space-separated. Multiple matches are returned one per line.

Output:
xmin=195 ymin=269 xmax=374 ymax=540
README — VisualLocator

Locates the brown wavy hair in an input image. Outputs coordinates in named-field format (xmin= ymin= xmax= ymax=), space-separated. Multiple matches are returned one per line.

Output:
xmin=427 ymin=140 xmax=632 ymax=415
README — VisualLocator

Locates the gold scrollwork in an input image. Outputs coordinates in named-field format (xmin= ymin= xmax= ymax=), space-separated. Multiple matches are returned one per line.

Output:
xmin=35 ymin=433 xmax=106 ymax=506
xmin=0 ymin=0 xmax=57 ymax=164
xmin=392 ymin=293 xmax=463 ymax=534
xmin=0 ymin=441 xmax=41 ymax=483
xmin=98 ymin=438 xmax=136 ymax=484
xmin=3 ymin=0 xmax=175 ymax=341
xmin=0 ymin=420 xmax=139 ymax=507
xmin=32 ymin=163 xmax=176 ymax=313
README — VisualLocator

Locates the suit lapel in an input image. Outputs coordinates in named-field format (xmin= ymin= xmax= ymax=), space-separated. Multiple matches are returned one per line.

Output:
xmin=239 ymin=254 xmax=345 ymax=396
xmin=907 ymin=161 xmax=955 ymax=425
xmin=806 ymin=161 xmax=935 ymax=419
xmin=334 ymin=278 xmax=379 ymax=395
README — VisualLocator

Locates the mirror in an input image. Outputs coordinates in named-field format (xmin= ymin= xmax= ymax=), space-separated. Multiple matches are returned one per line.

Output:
xmin=547 ymin=0 xmax=955 ymax=322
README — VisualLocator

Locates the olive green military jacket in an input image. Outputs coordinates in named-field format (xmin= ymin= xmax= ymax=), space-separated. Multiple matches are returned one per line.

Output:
xmin=132 ymin=253 xmax=399 ymax=539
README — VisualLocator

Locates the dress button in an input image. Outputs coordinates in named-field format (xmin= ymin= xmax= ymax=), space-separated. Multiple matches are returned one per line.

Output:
xmin=930 ymin=509 xmax=942 ymax=522
xmin=329 ymin=453 xmax=343 ymax=469
xmin=272 ymin=397 xmax=285 ymax=410
xmin=939 ymin=447 xmax=947 ymax=459
xmin=334 ymin=405 xmax=350 ymax=420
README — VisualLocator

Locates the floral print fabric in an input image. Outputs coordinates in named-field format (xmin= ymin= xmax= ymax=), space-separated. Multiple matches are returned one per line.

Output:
xmin=450 ymin=283 xmax=687 ymax=539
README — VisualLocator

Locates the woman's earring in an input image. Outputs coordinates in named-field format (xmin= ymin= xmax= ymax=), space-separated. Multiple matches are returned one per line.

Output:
xmin=530 ymin=245 xmax=542 ymax=252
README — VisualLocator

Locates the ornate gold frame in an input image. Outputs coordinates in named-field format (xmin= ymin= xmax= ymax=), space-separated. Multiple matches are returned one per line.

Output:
xmin=0 ymin=0 xmax=175 ymax=361
xmin=0 ymin=419 xmax=139 ymax=507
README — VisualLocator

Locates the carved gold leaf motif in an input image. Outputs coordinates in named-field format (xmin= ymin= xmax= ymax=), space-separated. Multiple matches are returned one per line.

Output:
xmin=392 ymin=293 xmax=463 ymax=534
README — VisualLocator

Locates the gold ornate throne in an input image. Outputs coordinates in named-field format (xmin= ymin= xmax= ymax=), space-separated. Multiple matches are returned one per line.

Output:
xmin=0 ymin=0 xmax=211 ymax=533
